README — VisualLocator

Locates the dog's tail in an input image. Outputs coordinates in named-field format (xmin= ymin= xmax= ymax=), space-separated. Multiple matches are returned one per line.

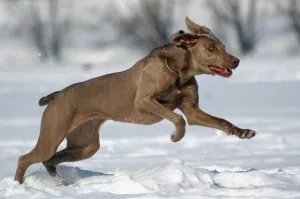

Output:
xmin=39 ymin=91 xmax=60 ymax=106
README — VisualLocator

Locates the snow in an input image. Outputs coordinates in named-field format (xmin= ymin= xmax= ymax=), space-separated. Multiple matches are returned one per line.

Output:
xmin=1 ymin=162 xmax=300 ymax=198
xmin=0 ymin=0 xmax=299 ymax=197
xmin=1 ymin=56 xmax=300 ymax=198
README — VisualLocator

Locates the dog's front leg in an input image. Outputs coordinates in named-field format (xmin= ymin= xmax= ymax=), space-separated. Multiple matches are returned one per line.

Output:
xmin=180 ymin=103 xmax=256 ymax=139
xmin=135 ymin=96 xmax=186 ymax=142
xmin=178 ymin=77 xmax=256 ymax=139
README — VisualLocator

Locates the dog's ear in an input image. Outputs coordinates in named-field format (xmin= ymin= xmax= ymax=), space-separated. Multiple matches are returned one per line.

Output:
xmin=171 ymin=30 xmax=203 ymax=47
xmin=185 ymin=16 xmax=212 ymax=35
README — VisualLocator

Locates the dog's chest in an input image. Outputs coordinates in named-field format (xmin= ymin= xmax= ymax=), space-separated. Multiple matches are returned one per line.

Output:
xmin=155 ymin=78 xmax=187 ymax=104
xmin=156 ymin=88 xmax=181 ymax=102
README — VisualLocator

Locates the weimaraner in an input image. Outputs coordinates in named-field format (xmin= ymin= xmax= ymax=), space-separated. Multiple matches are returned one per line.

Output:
xmin=14 ymin=17 xmax=256 ymax=184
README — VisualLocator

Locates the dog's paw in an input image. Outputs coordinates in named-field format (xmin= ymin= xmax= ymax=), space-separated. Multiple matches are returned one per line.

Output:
xmin=171 ymin=133 xmax=184 ymax=142
xmin=42 ymin=162 xmax=57 ymax=176
xmin=238 ymin=129 xmax=256 ymax=139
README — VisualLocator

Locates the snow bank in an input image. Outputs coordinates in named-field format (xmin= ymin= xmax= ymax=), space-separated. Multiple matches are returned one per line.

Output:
xmin=1 ymin=161 xmax=300 ymax=198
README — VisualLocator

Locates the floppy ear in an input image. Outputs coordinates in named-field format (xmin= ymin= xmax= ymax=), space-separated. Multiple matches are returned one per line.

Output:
xmin=185 ymin=16 xmax=212 ymax=35
xmin=171 ymin=30 xmax=202 ymax=47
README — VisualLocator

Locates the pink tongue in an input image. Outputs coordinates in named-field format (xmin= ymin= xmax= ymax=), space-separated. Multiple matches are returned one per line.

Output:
xmin=209 ymin=66 xmax=232 ymax=77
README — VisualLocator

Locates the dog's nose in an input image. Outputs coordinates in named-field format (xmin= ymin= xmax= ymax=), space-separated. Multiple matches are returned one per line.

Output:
xmin=231 ymin=57 xmax=240 ymax=69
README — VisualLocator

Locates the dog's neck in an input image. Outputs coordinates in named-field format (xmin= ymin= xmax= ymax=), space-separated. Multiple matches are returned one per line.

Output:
xmin=162 ymin=44 xmax=205 ymax=80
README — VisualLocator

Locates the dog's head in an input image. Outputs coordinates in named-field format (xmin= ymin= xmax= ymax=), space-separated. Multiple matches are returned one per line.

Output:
xmin=171 ymin=17 xmax=240 ymax=78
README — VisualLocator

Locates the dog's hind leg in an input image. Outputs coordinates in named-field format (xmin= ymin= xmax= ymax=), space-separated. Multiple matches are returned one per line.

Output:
xmin=14 ymin=102 xmax=75 ymax=184
xmin=42 ymin=119 xmax=104 ymax=176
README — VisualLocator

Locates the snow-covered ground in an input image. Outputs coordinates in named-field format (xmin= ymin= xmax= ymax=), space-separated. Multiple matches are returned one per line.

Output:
xmin=1 ymin=56 xmax=300 ymax=198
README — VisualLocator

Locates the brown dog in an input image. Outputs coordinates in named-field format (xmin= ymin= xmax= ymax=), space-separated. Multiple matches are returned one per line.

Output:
xmin=14 ymin=17 xmax=256 ymax=184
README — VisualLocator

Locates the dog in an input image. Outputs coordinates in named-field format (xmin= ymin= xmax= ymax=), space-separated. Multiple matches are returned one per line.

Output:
xmin=14 ymin=17 xmax=256 ymax=184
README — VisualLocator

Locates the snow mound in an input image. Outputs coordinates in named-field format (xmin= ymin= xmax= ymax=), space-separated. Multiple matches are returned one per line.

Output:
xmin=1 ymin=161 xmax=300 ymax=198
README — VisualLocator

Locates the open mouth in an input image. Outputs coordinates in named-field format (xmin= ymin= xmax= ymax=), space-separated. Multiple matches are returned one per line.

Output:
xmin=208 ymin=65 xmax=232 ymax=78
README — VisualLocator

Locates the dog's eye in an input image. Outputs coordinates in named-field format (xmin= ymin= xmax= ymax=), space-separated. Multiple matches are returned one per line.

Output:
xmin=208 ymin=45 xmax=215 ymax=52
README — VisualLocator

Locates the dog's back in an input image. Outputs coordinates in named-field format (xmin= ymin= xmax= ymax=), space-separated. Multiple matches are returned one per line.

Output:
xmin=38 ymin=51 xmax=161 ymax=110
